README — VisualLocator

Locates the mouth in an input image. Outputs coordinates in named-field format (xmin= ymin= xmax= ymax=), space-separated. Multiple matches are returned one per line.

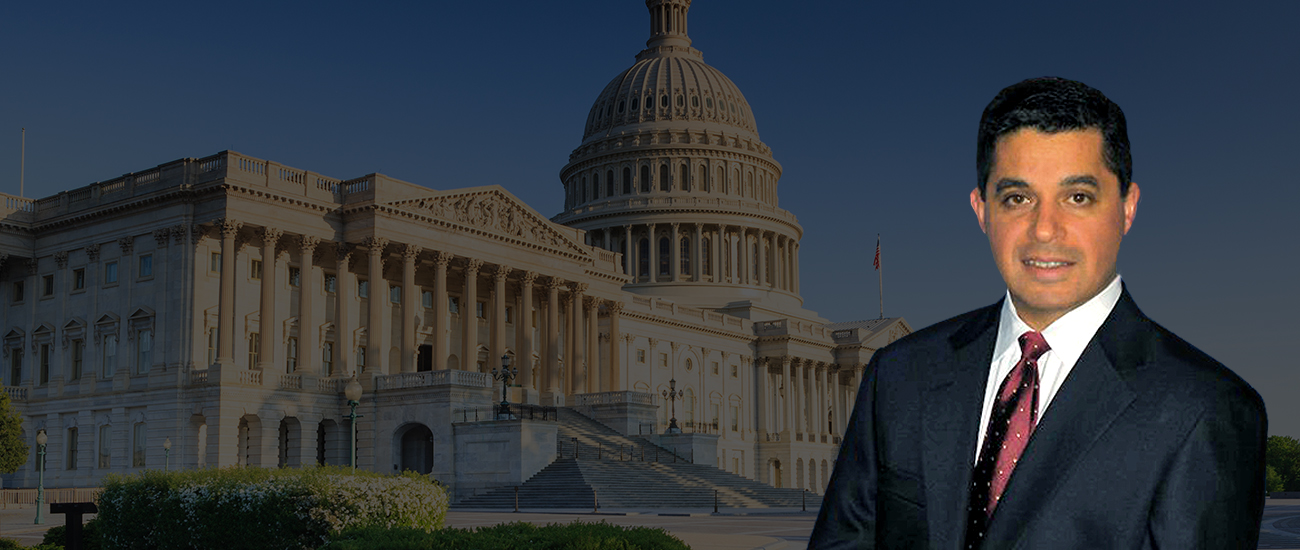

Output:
xmin=1021 ymin=257 xmax=1075 ymax=280
xmin=1022 ymin=259 xmax=1072 ymax=269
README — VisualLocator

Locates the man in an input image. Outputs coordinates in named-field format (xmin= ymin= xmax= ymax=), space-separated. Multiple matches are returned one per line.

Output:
xmin=809 ymin=77 xmax=1266 ymax=549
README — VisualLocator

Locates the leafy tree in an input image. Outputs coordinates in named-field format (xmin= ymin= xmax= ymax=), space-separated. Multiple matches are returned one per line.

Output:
xmin=0 ymin=390 xmax=28 ymax=473
xmin=1267 ymin=435 xmax=1300 ymax=492
xmin=1268 ymin=465 xmax=1285 ymax=493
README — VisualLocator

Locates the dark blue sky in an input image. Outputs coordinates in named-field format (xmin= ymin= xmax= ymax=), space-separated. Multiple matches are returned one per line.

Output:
xmin=3 ymin=1 xmax=1297 ymax=435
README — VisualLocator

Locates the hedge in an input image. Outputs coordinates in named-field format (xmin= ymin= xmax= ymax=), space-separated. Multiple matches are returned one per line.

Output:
xmin=95 ymin=466 xmax=447 ymax=550
xmin=324 ymin=520 xmax=691 ymax=550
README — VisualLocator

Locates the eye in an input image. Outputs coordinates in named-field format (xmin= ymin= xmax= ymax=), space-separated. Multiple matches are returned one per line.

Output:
xmin=1001 ymin=193 xmax=1029 ymax=206
xmin=1067 ymin=192 xmax=1094 ymax=205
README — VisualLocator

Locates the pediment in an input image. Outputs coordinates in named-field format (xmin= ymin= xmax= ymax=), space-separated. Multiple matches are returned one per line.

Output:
xmin=386 ymin=187 xmax=591 ymax=259
xmin=129 ymin=306 xmax=155 ymax=320
xmin=96 ymin=313 xmax=120 ymax=326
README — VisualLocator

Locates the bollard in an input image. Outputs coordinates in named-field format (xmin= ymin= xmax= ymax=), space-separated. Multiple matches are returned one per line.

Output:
xmin=802 ymin=489 xmax=806 ymax=512
xmin=514 ymin=485 xmax=519 ymax=513
xmin=593 ymin=488 xmax=599 ymax=512
xmin=714 ymin=489 xmax=719 ymax=513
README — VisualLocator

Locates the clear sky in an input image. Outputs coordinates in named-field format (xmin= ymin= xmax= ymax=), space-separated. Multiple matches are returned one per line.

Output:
xmin=3 ymin=1 xmax=1297 ymax=436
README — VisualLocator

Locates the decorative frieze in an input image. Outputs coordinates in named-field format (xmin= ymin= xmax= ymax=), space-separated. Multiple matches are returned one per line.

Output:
xmin=53 ymin=251 xmax=68 ymax=269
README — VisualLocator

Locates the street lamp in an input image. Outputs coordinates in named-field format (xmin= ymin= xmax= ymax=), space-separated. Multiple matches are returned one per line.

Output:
xmin=163 ymin=437 xmax=172 ymax=471
xmin=662 ymin=378 xmax=682 ymax=434
xmin=35 ymin=429 xmax=47 ymax=525
xmin=344 ymin=375 xmax=363 ymax=472
xmin=491 ymin=355 xmax=517 ymax=420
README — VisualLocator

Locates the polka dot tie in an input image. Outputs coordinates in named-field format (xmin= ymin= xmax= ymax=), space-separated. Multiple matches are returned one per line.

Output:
xmin=963 ymin=331 xmax=1049 ymax=549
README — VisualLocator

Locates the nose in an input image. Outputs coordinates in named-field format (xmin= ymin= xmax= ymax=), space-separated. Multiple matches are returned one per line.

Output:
xmin=1030 ymin=201 xmax=1063 ymax=243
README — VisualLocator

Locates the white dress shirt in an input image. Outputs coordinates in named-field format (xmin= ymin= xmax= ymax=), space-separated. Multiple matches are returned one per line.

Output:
xmin=973 ymin=275 xmax=1124 ymax=463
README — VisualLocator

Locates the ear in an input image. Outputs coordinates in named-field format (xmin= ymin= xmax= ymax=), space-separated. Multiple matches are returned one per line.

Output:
xmin=1122 ymin=182 xmax=1140 ymax=234
xmin=969 ymin=188 xmax=988 ymax=234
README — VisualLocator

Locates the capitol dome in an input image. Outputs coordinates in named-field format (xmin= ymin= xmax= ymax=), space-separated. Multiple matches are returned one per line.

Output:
xmin=554 ymin=0 xmax=808 ymax=320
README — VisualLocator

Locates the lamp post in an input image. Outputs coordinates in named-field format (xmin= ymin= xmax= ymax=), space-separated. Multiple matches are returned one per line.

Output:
xmin=35 ymin=429 xmax=47 ymax=525
xmin=662 ymin=378 xmax=682 ymax=434
xmin=490 ymin=354 xmax=517 ymax=420
xmin=163 ymin=437 xmax=172 ymax=471
xmin=344 ymin=375 xmax=363 ymax=472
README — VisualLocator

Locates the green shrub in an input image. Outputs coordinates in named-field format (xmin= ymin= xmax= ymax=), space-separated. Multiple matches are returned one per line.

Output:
xmin=96 ymin=466 xmax=447 ymax=550
xmin=0 ymin=538 xmax=22 ymax=549
xmin=41 ymin=518 xmax=101 ymax=550
xmin=324 ymin=520 xmax=691 ymax=550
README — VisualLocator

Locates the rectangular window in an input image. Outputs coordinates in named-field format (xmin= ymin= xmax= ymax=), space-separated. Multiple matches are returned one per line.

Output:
xmin=42 ymin=274 xmax=54 ymax=297
xmin=637 ymin=349 xmax=646 ymax=363
xmin=210 ymin=251 xmax=222 ymax=272
xmin=712 ymin=361 xmax=720 ymax=375
xmin=73 ymin=268 xmax=85 ymax=290
xmin=136 ymin=330 xmax=152 ymax=375
xmin=711 ymin=403 xmax=720 ymax=426
xmin=731 ymin=364 xmax=738 ymax=378
xmin=98 ymin=425 xmax=111 ymax=469
xmin=70 ymin=340 xmax=84 ymax=381
xmin=659 ymin=353 xmax=668 ymax=368
xmin=67 ymin=427 xmax=79 ymax=470
xmin=248 ymin=332 xmax=260 ymax=367
xmin=11 ymin=281 xmax=23 ymax=303
xmin=286 ymin=337 xmax=298 ymax=373
xmin=357 ymin=279 xmax=368 ymax=298
xmin=356 ymin=346 xmax=366 ymax=369
xmin=9 ymin=348 xmax=22 ymax=386
xmin=422 ymin=290 xmax=433 ymax=308
xmin=476 ymin=301 xmax=485 ymax=319
xmin=449 ymin=297 xmax=460 ymax=314
xmin=205 ymin=329 xmax=215 ymax=367
xmin=322 ymin=342 xmax=334 ymax=376
xmin=324 ymin=274 xmax=337 ymax=293
xmin=731 ymin=406 xmax=740 ymax=431
xmin=105 ymin=261 xmax=118 ymax=284
xmin=103 ymin=334 xmax=118 ymax=377
xmin=138 ymin=254 xmax=153 ymax=278
xmin=133 ymin=423 xmax=146 ymax=468
xmin=251 ymin=259 xmax=262 ymax=280
xmin=390 ymin=285 xmax=401 ymax=304
xmin=505 ymin=306 xmax=513 ymax=324
xmin=289 ymin=266 xmax=301 ymax=287
xmin=39 ymin=343 xmax=50 ymax=385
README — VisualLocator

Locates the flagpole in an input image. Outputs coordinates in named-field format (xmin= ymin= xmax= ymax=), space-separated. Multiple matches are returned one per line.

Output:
xmin=877 ymin=234 xmax=883 ymax=319
xmin=20 ymin=128 xmax=25 ymax=198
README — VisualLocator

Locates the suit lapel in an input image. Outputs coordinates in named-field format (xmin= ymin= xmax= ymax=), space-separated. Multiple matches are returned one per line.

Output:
xmin=983 ymin=289 xmax=1147 ymax=549
xmin=923 ymin=303 xmax=1000 ymax=550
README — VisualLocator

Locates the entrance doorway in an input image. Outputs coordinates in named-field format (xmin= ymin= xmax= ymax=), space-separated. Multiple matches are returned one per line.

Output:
xmin=399 ymin=424 xmax=434 ymax=474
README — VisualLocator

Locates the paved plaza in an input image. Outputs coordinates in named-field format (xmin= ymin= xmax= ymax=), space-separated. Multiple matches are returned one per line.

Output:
xmin=1 ymin=500 xmax=1298 ymax=549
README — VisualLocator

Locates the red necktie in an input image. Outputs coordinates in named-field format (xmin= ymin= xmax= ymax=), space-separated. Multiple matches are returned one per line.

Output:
xmin=964 ymin=331 xmax=1050 ymax=549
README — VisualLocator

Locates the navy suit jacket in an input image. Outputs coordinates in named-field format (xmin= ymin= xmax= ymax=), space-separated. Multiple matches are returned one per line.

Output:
xmin=809 ymin=289 xmax=1266 ymax=549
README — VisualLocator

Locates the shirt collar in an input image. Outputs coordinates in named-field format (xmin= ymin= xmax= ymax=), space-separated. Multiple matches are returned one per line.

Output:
xmin=995 ymin=275 xmax=1124 ymax=368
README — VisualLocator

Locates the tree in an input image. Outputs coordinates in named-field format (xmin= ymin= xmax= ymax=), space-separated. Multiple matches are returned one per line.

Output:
xmin=0 ymin=390 xmax=29 ymax=473
xmin=1268 ymin=466 xmax=1285 ymax=493
xmin=1267 ymin=435 xmax=1300 ymax=492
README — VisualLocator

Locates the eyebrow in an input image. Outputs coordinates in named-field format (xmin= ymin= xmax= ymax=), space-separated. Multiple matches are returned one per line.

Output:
xmin=991 ymin=175 xmax=1100 ymax=194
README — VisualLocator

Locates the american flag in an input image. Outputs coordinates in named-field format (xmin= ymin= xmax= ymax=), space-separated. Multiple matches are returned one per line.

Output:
xmin=873 ymin=235 xmax=880 ymax=270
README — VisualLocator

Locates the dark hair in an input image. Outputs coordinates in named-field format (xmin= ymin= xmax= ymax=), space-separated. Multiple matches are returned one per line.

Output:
xmin=976 ymin=76 xmax=1132 ymax=198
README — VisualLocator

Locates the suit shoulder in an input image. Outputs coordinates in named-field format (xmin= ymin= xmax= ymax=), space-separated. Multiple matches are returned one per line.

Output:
xmin=1135 ymin=316 xmax=1264 ymax=414
xmin=873 ymin=303 xmax=996 ymax=362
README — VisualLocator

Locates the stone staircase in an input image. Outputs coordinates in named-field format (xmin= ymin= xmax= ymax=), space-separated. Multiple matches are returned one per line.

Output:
xmin=454 ymin=408 xmax=811 ymax=509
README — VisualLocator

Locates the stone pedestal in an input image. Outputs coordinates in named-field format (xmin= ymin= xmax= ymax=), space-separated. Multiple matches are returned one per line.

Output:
xmin=654 ymin=432 xmax=719 ymax=466
xmin=572 ymin=391 xmax=657 ymax=436
xmin=451 ymin=418 xmax=558 ymax=501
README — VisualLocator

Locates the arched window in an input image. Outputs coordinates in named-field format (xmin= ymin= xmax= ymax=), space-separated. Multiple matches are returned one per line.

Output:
xmin=638 ymin=238 xmax=650 ymax=279
xmin=606 ymin=170 xmax=614 ymax=196
xmin=680 ymin=237 xmax=691 ymax=276
xmin=659 ymin=164 xmax=669 ymax=192
xmin=752 ymin=241 xmax=759 ymax=282
xmin=746 ymin=172 xmax=753 ymax=198
xmin=631 ymin=96 xmax=639 ymax=111
xmin=700 ymin=166 xmax=708 ymax=193
xmin=733 ymin=168 xmax=740 ymax=194
xmin=580 ymin=176 xmax=587 ymax=203
xmin=640 ymin=165 xmax=650 ymax=193
xmin=717 ymin=167 xmax=725 ymax=194
xmin=591 ymin=173 xmax=599 ymax=200
xmin=680 ymin=165 xmax=690 ymax=192
xmin=623 ymin=167 xmax=632 ymax=194
xmin=658 ymin=237 xmax=670 ymax=276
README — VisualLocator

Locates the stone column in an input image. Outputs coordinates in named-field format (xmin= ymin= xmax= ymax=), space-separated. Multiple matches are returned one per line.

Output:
xmin=757 ymin=230 xmax=768 ymax=287
xmin=607 ymin=301 xmax=623 ymax=391
xmin=490 ymin=265 xmax=511 ymax=372
xmin=298 ymin=236 xmax=320 ymax=373
xmin=756 ymin=358 xmax=768 ymax=435
xmin=461 ymin=259 xmax=483 ymax=371
xmin=544 ymin=278 xmax=564 ymax=402
xmin=781 ymin=357 xmax=792 ymax=434
xmin=824 ymin=365 xmax=835 ymax=436
xmin=362 ymin=237 xmax=388 ymax=374
xmin=714 ymin=226 xmax=723 ymax=283
xmin=585 ymin=296 xmax=600 ymax=393
xmin=647 ymin=223 xmax=658 ymax=282
xmin=623 ymin=225 xmax=633 ymax=277
xmin=569 ymin=283 xmax=587 ymax=395
xmin=335 ymin=243 xmax=352 ymax=375
xmin=518 ymin=271 xmax=537 ymax=391
xmin=669 ymin=223 xmax=680 ymax=281
xmin=692 ymin=224 xmax=702 ymax=281
xmin=400 ymin=244 xmax=422 ymax=373
xmin=258 ymin=227 xmax=281 ymax=371
xmin=794 ymin=360 xmax=805 ymax=436
xmin=216 ymin=219 xmax=242 ymax=367
xmin=737 ymin=228 xmax=749 ymax=285
xmin=793 ymin=243 xmax=800 ymax=294
xmin=432 ymin=252 xmax=452 ymax=371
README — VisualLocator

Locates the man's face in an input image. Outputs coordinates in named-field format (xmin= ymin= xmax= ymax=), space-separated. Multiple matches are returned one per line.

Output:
xmin=970 ymin=128 xmax=1140 ymax=330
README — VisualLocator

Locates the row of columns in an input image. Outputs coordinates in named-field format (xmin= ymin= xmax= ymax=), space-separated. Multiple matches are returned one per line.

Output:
xmin=210 ymin=221 xmax=627 ymax=400
xmin=594 ymin=223 xmax=799 ymax=292
xmin=756 ymin=357 xmax=860 ymax=441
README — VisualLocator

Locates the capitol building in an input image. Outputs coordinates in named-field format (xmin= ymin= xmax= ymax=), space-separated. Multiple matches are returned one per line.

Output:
xmin=0 ymin=0 xmax=908 ymax=502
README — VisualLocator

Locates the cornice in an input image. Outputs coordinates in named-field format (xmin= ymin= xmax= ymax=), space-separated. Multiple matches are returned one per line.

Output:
xmin=620 ymin=308 xmax=753 ymax=343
